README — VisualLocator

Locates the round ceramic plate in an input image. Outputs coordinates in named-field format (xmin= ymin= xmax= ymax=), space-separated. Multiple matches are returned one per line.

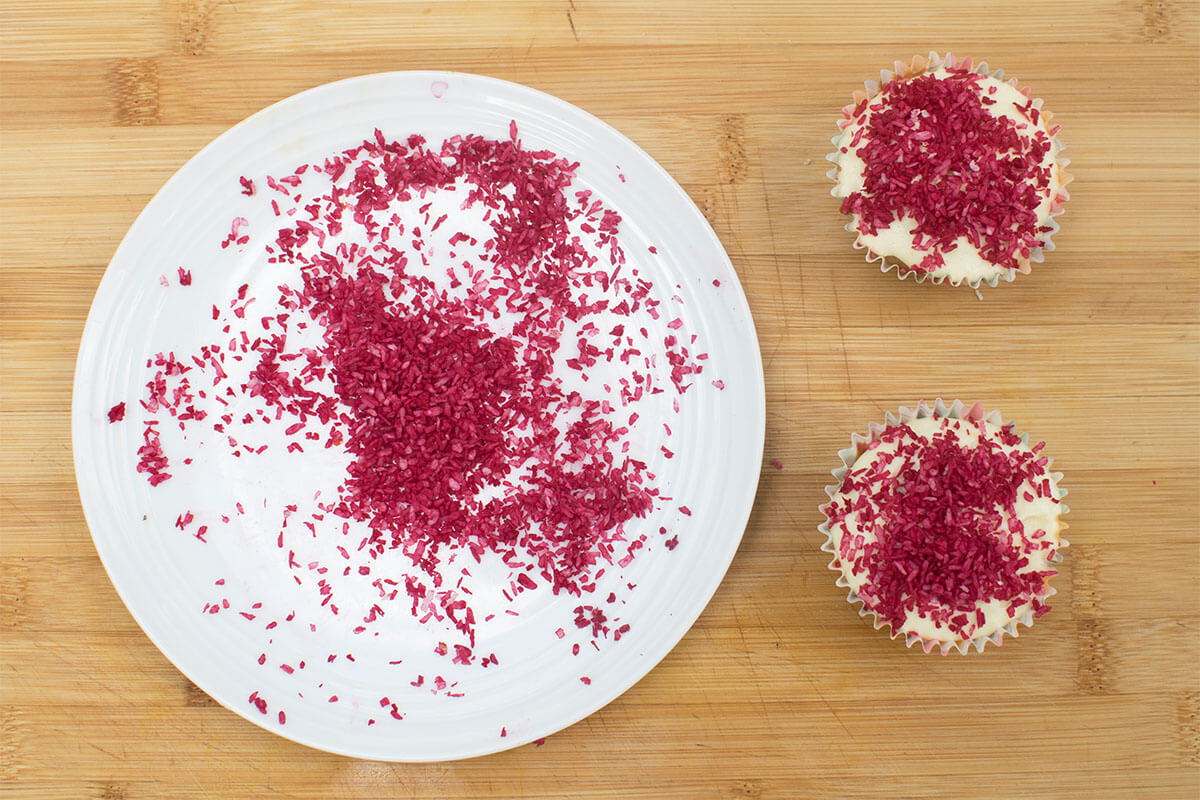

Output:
xmin=72 ymin=72 xmax=765 ymax=761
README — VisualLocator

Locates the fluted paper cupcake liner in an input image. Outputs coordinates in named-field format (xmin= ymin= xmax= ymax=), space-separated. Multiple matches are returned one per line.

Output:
xmin=825 ymin=53 xmax=1074 ymax=291
xmin=818 ymin=399 xmax=1070 ymax=655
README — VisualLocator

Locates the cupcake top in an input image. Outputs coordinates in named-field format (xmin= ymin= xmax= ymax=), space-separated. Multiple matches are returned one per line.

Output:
xmin=832 ymin=55 xmax=1068 ymax=286
xmin=823 ymin=413 xmax=1062 ymax=645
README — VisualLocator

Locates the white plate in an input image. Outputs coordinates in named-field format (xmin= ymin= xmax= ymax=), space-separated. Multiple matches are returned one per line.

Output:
xmin=72 ymin=72 xmax=765 ymax=761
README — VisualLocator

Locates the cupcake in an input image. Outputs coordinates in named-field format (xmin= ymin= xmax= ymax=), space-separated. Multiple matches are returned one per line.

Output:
xmin=819 ymin=400 xmax=1068 ymax=655
xmin=827 ymin=53 xmax=1072 ymax=288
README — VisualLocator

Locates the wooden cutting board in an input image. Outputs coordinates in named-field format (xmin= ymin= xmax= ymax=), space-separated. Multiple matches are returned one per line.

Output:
xmin=2 ymin=2 xmax=1197 ymax=797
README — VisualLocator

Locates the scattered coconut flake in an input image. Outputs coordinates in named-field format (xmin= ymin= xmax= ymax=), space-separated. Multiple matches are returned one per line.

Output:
xmin=118 ymin=124 xmax=716 ymax=730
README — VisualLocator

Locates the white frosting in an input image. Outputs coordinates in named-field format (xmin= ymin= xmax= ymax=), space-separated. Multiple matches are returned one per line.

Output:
xmin=828 ymin=415 xmax=1061 ymax=643
xmin=833 ymin=67 xmax=1063 ymax=284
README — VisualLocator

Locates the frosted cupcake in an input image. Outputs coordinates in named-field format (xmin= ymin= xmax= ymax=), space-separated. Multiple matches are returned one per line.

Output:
xmin=828 ymin=54 xmax=1071 ymax=288
xmin=819 ymin=400 xmax=1068 ymax=655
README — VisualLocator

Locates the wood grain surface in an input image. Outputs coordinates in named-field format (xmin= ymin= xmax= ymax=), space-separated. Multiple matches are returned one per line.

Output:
xmin=2 ymin=1 xmax=1198 ymax=798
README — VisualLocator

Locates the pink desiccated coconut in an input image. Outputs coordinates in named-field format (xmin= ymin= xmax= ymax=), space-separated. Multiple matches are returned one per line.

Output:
xmin=824 ymin=411 xmax=1063 ymax=646
xmin=135 ymin=423 xmax=171 ymax=486
xmin=132 ymin=124 xmax=717 ymax=724
xmin=834 ymin=55 xmax=1069 ymax=282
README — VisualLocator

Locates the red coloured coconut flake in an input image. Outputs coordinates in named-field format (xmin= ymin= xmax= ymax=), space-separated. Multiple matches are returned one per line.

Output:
xmin=135 ymin=423 xmax=171 ymax=486
xmin=841 ymin=68 xmax=1054 ymax=273
xmin=107 ymin=402 xmax=126 ymax=423
xmin=128 ymin=124 xmax=711 ymax=728
xmin=248 ymin=691 xmax=268 ymax=714
xmin=826 ymin=417 xmax=1059 ymax=639
xmin=221 ymin=217 xmax=250 ymax=250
